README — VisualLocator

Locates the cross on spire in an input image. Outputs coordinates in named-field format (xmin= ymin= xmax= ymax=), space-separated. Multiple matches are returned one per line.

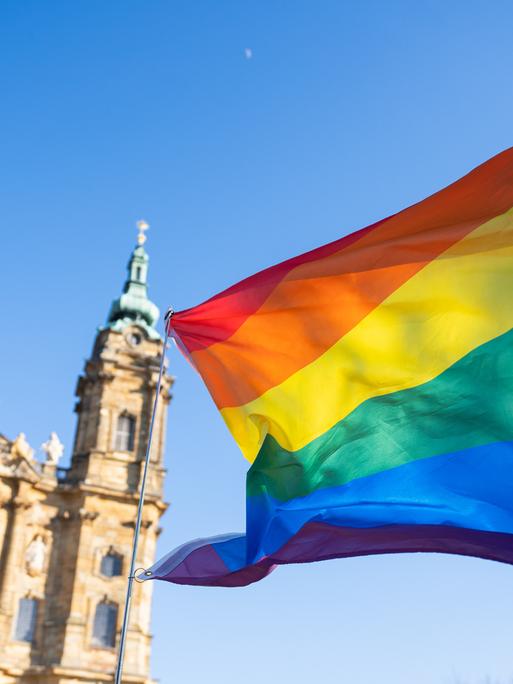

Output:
xmin=136 ymin=220 xmax=149 ymax=245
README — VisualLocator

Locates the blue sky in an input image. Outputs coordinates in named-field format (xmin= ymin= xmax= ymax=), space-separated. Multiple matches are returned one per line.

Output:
xmin=3 ymin=1 xmax=513 ymax=682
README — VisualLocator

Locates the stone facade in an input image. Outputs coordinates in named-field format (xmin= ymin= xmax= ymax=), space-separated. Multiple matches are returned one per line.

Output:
xmin=0 ymin=238 xmax=171 ymax=683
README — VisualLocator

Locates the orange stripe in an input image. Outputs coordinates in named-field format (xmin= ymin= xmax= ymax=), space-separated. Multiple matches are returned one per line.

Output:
xmin=172 ymin=146 xmax=513 ymax=359
xmin=173 ymin=147 xmax=513 ymax=409
xmin=191 ymin=216 xmax=487 ymax=409
xmin=169 ymin=220 xmax=381 ymax=351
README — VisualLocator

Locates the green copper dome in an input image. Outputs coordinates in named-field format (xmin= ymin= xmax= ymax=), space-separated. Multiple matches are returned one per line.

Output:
xmin=106 ymin=241 xmax=161 ymax=340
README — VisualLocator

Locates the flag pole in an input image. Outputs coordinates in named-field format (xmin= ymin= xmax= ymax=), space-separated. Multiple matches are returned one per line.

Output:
xmin=114 ymin=308 xmax=173 ymax=684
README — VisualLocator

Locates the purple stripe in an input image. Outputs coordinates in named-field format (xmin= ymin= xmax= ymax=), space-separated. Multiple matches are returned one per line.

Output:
xmin=149 ymin=523 xmax=513 ymax=588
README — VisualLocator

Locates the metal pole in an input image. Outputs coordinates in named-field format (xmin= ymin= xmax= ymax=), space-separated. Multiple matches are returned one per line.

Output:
xmin=114 ymin=312 xmax=172 ymax=684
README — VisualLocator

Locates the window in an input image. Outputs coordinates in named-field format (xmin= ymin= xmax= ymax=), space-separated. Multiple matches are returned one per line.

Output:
xmin=14 ymin=598 xmax=38 ymax=642
xmin=136 ymin=266 xmax=142 ymax=280
xmin=127 ymin=332 xmax=142 ymax=347
xmin=92 ymin=601 xmax=117 ymax=648
xmin=114 ymin=414 xmax=135 ymax=451
xmin=100 ymin=550 xmax=123 ymax=577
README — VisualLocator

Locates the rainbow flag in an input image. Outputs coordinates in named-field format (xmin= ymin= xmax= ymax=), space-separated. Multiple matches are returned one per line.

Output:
xmin=145 ymin=148 xmax=513 ymax=587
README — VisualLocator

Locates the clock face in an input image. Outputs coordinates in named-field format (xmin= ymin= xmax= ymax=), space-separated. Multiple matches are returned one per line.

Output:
xmin=127 ymin=332 xmax=142 ymax=347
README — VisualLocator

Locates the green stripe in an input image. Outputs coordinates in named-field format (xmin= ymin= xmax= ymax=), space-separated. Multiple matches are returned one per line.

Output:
xmin=247 ymin=327 xmax=513 ymax=502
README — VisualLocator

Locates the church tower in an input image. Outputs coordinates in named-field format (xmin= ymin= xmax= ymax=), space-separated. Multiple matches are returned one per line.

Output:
xmin=0 ymin=225 xmax=171 ymax=684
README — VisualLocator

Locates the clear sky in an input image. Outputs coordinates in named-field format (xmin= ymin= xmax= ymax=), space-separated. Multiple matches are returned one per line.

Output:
xmin=2 ymin=1 xmax=513 ymax=682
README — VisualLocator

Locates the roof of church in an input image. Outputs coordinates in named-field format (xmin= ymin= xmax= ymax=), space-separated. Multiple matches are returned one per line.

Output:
xmin=105 ymin=222 xmax=161 ymax=340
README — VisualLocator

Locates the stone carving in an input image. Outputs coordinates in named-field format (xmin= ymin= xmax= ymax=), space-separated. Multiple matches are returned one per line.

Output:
xmin=79 ymin=509 xmax=99 ymax=523
xmin=12 ymin=433 xmax=35 ymax=461
xmin=25 ymin=535 xmax=46 ymax=576
xmin=41 ymin=432 xmax=64 ymax=465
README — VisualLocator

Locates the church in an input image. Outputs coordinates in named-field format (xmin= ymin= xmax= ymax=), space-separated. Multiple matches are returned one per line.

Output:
xmin=0 ymin=227 xmax=172 ymax=683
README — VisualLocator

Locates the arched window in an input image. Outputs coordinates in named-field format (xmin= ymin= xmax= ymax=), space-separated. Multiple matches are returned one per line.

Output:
xmin=114 ymin=414 xmax=135 ymax=451
xmin=100 ymin=549 xmax=123 ymax=577
xmin=92 ymin=600 xmax=118 ymax=648
xmin=14 ymin=597 xmax=38 ymax=642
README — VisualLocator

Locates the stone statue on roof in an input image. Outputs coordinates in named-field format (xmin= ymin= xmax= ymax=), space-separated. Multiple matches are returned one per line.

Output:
xmin=12 ymin=433 xmax=35 ymax=461
xmin=41 ymin=432 xmax=64 ymax=465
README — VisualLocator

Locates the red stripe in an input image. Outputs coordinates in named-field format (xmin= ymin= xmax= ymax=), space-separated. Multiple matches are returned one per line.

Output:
xmin=169 ymin=146 xmax=513 ymax=357
xmin=167 ymin=219 xmax=384 ymax=349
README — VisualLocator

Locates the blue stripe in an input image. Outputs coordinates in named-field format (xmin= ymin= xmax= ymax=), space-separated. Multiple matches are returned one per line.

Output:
xmin=213 ymin=535 xmax=248 ymax=572
xmin=246 ymin=441 xmax=513 ymax=563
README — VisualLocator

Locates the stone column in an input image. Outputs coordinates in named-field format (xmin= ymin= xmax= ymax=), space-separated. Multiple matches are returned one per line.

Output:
xmin=59 ymin=509 xmax=99 ymax=670
xmin=0 ymin=492 xmax=31 ymax=657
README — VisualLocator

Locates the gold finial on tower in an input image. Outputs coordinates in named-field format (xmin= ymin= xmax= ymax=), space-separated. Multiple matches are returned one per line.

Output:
xmin=136 ymin=219 xmax=150 ymax=245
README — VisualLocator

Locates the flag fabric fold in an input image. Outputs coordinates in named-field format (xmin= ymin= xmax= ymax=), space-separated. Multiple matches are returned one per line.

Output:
xmin=145 ymin=148 xmax=513 ymax=587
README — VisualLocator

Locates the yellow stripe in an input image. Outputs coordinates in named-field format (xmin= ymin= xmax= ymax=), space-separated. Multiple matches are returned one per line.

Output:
xmin=221 ymin=207 xmax=513 ymax=462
